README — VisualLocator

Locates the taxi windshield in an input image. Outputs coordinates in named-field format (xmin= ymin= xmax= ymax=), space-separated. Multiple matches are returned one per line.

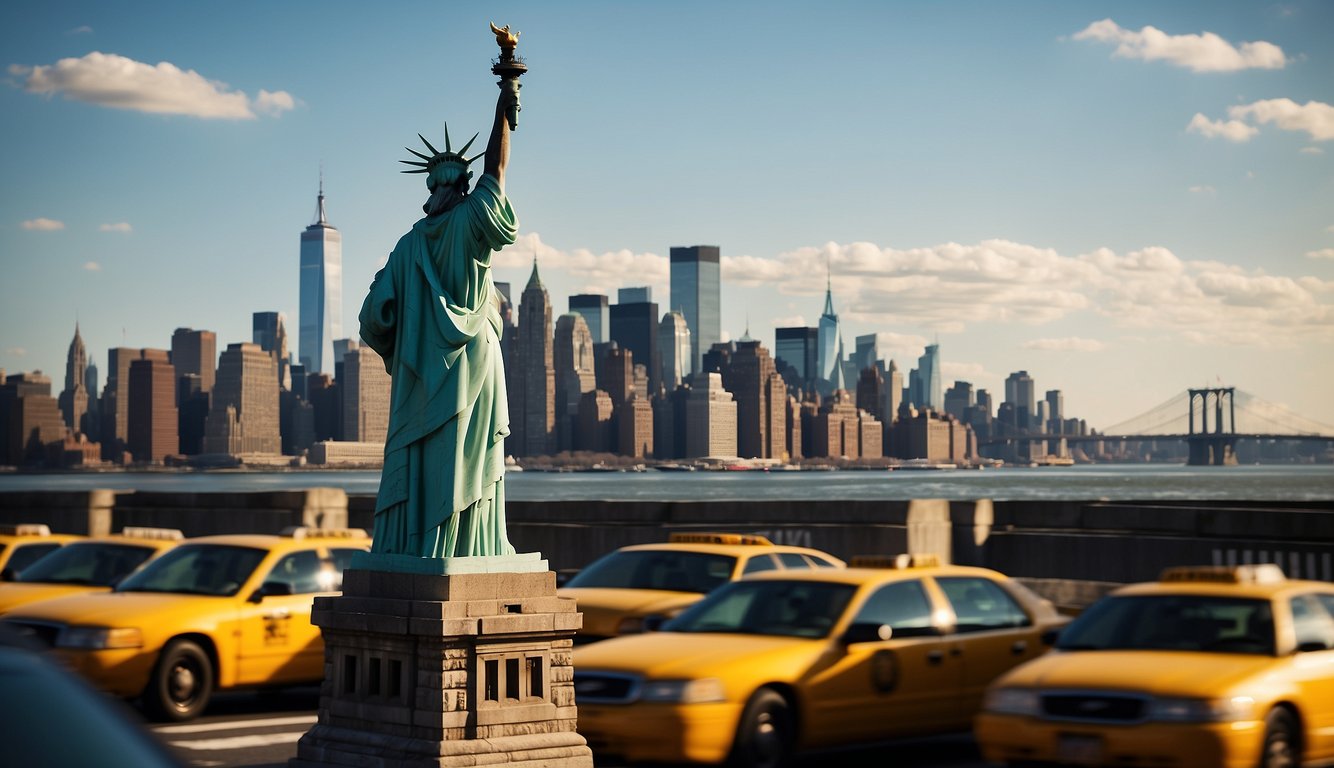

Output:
xmin=15 ymin=543 xmax=154 ymax=587
xmin=665 ymin=580 xmax=857 ymax=638
xmin=117 ymin=545 xmax=267 ymax=597
xmin=1057 ymin=594 xmax=1276 ymax=655
xmin=564 ymin=550 xmax=736 ymax=594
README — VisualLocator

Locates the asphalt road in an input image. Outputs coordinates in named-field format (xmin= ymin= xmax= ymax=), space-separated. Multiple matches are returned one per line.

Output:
xmin=147 ymin=688 xmax=992 ymax=768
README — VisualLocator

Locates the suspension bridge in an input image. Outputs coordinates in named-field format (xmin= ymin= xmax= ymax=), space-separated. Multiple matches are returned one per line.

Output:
xmin=989 ymin=388 xmax=1334 ymax=465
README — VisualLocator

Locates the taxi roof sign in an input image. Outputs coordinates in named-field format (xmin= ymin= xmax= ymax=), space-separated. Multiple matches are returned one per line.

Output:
xmin=1160 ymin=564 xmax=1286 ymax=585
xmin=280 ymin=526 xmax=370 ymax=540
xmin=0 ymin=523 xmax=52 ymax=537
xmin=119 ymin=527 xmax=184 ymax=541
xmin=850 ymin=553 xmax=943 ymax=569
xmin=668 ymin=532 xmax=773 ymax=546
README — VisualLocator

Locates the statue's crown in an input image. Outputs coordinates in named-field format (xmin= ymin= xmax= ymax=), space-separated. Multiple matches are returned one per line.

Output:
xmin=399 ymin=124 xmax=481 ymax=175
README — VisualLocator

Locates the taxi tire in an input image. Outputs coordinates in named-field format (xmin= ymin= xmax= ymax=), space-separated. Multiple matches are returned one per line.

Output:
xmin=145 ymin=639 xmax=214 ymax=722
xmin=1259 ymin=708 xmax=1299 ymax=768
xmin=729 ymin=688 xmax=794 ymax=768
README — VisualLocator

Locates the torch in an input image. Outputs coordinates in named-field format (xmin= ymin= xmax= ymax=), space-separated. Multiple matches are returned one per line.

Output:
xmin=489 ymin=22 xmax=527 ymax=130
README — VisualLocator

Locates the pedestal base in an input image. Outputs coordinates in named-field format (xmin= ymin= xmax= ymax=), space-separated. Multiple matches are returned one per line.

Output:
xmin=291 ymin=567 xmax=592 ymax=767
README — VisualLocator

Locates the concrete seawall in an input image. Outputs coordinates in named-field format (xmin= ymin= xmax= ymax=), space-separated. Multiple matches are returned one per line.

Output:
xmin=4 ymin=491 xmax=1330 ymax=608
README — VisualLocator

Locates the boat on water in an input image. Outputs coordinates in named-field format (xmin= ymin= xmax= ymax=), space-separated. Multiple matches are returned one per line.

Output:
xmin=895 ymin=459 xmax=958 ymax=471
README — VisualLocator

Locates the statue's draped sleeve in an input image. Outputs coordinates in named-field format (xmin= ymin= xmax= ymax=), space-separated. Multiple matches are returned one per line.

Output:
xmin=359 ymin=174 xmax=517 ymax=522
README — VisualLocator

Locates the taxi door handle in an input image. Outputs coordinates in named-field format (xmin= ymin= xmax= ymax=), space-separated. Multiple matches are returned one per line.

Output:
xmin=927 ymin=649 xmax=945 ymax=665
xmin=1011 ymin=640 xmax=1028 ymax=655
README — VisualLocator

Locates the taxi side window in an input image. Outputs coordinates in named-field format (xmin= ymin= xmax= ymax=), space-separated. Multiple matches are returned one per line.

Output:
xmin=327 ymin=548 xmax=364 ymax=591
xmin=776 ymin=553 xmax=812 ymax=570
xmin=1290 ymin=595 xmax=1334 ymax=651
xmin=742 ymin=554 xmax=779 ymax=575
xmin=265 ymin=551 xmax=324 ymax=594
xmin=936 ymin=577 xmax=1031 ymax=633
xmin=852 ymin=580 xmax=937 ymax=637
xmin=804 ymin=554 xmax=840 ymax=568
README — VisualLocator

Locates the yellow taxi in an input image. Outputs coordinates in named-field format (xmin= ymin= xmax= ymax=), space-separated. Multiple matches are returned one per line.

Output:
xmin=0 ymin=523 xmax=83 ymax=579
xmin=0 ymin=526 xmax=182 ymax=615
xmin=559 ymin=533 xmax=846 ymax=643
xmin=0 ymin=527 xmax=369 ymax=721
xmin=975 ymin=564 xmax=1334 ymax=768
xmin=573 ymin=554 xmax=1067 ymax=767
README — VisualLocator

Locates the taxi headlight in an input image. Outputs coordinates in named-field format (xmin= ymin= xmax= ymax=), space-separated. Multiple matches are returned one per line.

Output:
xmin=1148 ymin=696 xmax=1256 ymax=723
xmin=984 ymin=687 xmax=1041 ymax=716
xmin=639 ymin=678 xmax=726 ymax=704
xmin=57 ymin=626 xmax=143 ymax=650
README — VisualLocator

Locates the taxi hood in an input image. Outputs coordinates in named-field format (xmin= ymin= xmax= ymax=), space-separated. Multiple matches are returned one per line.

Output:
xmin=559 ymin=588 xmax=703 ymax=636
xmin=0 ymin=583 xmax=106 ymax=615
xmin=5 ymin=590 xmax=232 ymax=629
xmin=575 ymin=630 xmax=827 ymax=683
xmin=998 ymin=650 xmax=1275 ymax=698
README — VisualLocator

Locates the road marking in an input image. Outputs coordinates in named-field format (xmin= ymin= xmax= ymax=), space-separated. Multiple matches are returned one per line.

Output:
xmin=154 ymin=715 xmax=316 ymax=734
xmin=169 ymin=732 xmax=305 ymax=751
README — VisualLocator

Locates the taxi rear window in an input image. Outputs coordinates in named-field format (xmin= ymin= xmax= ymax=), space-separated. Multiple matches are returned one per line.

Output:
xmin=1057 ymin=595 xmax=1275 ymax=656
xmin=17 ymin=543 xmax=155 ymax=587
xmin=564 ymin=550 xmax=736 ymax=593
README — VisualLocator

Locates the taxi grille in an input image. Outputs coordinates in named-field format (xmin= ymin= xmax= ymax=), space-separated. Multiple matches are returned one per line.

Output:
xmin=1041 ymin=692 xmax=1146 ymax=722
xmin=572 ymin=671 xmax=640 ymax=703
xmin=1 ymin=619 xmax=62 ymax=648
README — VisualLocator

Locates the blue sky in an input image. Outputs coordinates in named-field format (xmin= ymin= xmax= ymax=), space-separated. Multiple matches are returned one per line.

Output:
xmin=2 ymin=1 xmax=1332 ymax=430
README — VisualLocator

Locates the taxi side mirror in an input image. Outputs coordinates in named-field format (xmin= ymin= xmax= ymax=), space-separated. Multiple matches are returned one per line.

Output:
xmin=1041 ymin=628 xmax=1062 ymax=647
xmin=1295 ymin=640 xmax=1330 ymax=654
xmin=642 ymin=614 xmax=668 ymax=633
xmin=249 ymin=581 xmax=294 ymax=603
xmin=0 ymin=568 xmax=15 ymax=582
xmin=840 ymin=622 xmax=893 ymax=645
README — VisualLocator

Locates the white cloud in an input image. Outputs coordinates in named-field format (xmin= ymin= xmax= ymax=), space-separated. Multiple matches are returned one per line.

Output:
xmin=21 ymin=217 xmax=64 ymax=231
xmin=1022 ymin=337 xmax=1106 ymax=352
xmin=99 ymin=222 xmax=132 ymax=233
xmin=1188 ymin=185 xmax=1216 ymax=194
xmin=492 ymin=232 xmax=669 ymax=297
xmin=9 ymin=51 xmax=295 ymax=119
xmin=1307 ymin=249 xmax=1334 ymax=260
xmin=941 ymin=361 xmax=993 ymax=382
xmin=1301 ymin=147 xmax=1324 ymax=155
xmin=83 ymin=261 xmax=102 ymax=271
xmin=1228 ymin=98 xmax=1334 ymax=142
xmin=1187 ymin=113 xmax=1258 ymax=142
xmin=6 ymin=347 xmax=27 ymax=357
xmin=770 ymin=314 xmax=807 ymax=328
xmin=1073 ymin=19 xmax=1286 ymax=72
xmin=67 ymin=25 xmax=92 ymax=35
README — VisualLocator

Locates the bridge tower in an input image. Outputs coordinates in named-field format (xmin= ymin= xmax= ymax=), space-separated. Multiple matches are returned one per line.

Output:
xmin=1187 ymin=387 xmax=1237 ymax=466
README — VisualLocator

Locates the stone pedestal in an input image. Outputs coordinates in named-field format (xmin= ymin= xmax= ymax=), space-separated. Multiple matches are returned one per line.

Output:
xmin=291 ymin=566 xmax=593 ymax=767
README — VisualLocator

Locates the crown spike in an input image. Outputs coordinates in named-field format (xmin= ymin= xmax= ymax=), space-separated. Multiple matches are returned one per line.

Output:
xmin=457 ymin=132 xmax=479 ymax=157
xmin=466 ymin=152 xmax=484 ymax=165
xmin=400 ymin=168 xmax=429 ymax=174
xmin=405 ymin=147 xmax=432 ymax=161
xmin=443 ymin=123 xmax=452 ymax=153
xmin=418 ymin=133 xmax=439 ymax=156
xmin=399 ymin=160 xmax=429 ymax=167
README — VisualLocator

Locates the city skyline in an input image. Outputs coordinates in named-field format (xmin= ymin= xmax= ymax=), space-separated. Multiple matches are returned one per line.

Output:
xmin=3 ymin=1 xmax=1333 ymax=430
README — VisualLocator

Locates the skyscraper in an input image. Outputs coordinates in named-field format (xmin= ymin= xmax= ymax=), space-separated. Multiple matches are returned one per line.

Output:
xmin=58 ymin=323 xmax=89 ymax=435
xmin=669 ymin=245 xmax=720 ymax=375
xmin=609 ymin=289 xmax=660 ymax=395
xmin=816 ymin=268 xmax=842 ymax=390
xmin=171 ymin=328 xmax=217 ymax=455
xmin=553 ymin=313 xmax=596 ymax=452
xmin=341 ymin=345 xmax=391 ymax=443
xmin=775 ymin=326 xmax=818 ymax=390
xmin=128 ymin=351 xmax=178 ymax=463
xmin=516 ymin=259 xmax=555 ymax=456
xmin=299 ymin=179 xmax=342 ymax=375
xmin=1005 ymin=370 xmax=1037 ymax=431
xmin=723 ymin=339 xmax=788 ymax=460
xmin=658 ymin=311 xmax=691 ymax=391
xmin=253 ymin=311 xmax=291 ymax=389
xmin=568 ymin=294 xmax=609 ymax=345
xmin=683 ymin=372 xmax=736 ymax=458
xmin=914 ymin=344 xmax=943 ymax=410
xmin=204 ymin=342 xmax=281 ymax=455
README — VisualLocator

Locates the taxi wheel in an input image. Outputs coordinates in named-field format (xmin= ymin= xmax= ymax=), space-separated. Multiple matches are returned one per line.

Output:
xmin=729 ymin=688 xmax=794 ymax=768
xmin=1259 ymin=708 xmax=1299 ymax=768
xmin=145 ymin=639 xmax=215 ymax=722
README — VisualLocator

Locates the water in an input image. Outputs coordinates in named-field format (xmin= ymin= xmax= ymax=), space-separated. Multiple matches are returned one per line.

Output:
xmin=1 ymin=464 xmax=1331 ymax=502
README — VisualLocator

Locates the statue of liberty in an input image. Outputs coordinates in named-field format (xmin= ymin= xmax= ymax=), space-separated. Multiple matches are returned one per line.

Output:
xmin=357 ymin=30 xmax=524 ymax=559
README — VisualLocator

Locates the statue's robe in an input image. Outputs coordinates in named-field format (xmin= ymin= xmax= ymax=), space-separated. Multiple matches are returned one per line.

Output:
xmin=359 ymin=174 xmax=517 ymax=557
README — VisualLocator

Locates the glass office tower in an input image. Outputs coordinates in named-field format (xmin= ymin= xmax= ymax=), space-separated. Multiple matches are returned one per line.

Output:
xmin=669 ymin=246 xmax=720 ymax=376
xmin=299 ymin=181 xmax=342 ymax=375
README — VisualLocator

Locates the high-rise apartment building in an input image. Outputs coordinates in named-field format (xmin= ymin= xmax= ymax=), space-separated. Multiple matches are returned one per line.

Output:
xmin=553 ymin=313 xmax=596 ymax=452
xmin=204 ymin=342 xmax=281 ymax=455
xmin=775 ymin=326 xmax=818 ymax=390
xmin=722 ymin=339 xmax=787 ymax=459
xmin=101 ymin=347 xmax=144 ymax=462
xmin=58 ymin=323 xmax=89 ymax=435
xmin=127 ymin=351 xmax=178 ymax=463
xmin=617 ymin=396 xmax=654 ymax=458
xmin=0 ymin=373 xmax=67 ymax=467
xmin=299 ymin=180 xmax=342 ymax=375
xmin=568 ymin=294 xmax=609 ymax=345
xmin=658 ymin=311 xmax=691 ymax=391
xmin=683 ymin=372 xmax=736 ymax=458
xmin=515 ymin=260 xmax=555 ymax=456
xmin=610 ymin=289 xmax=660 ymax=395
xmin=341 ymin=345 xmax=391 ymax=444
xmin=669 ymin=246 xmax=720 ymax=375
